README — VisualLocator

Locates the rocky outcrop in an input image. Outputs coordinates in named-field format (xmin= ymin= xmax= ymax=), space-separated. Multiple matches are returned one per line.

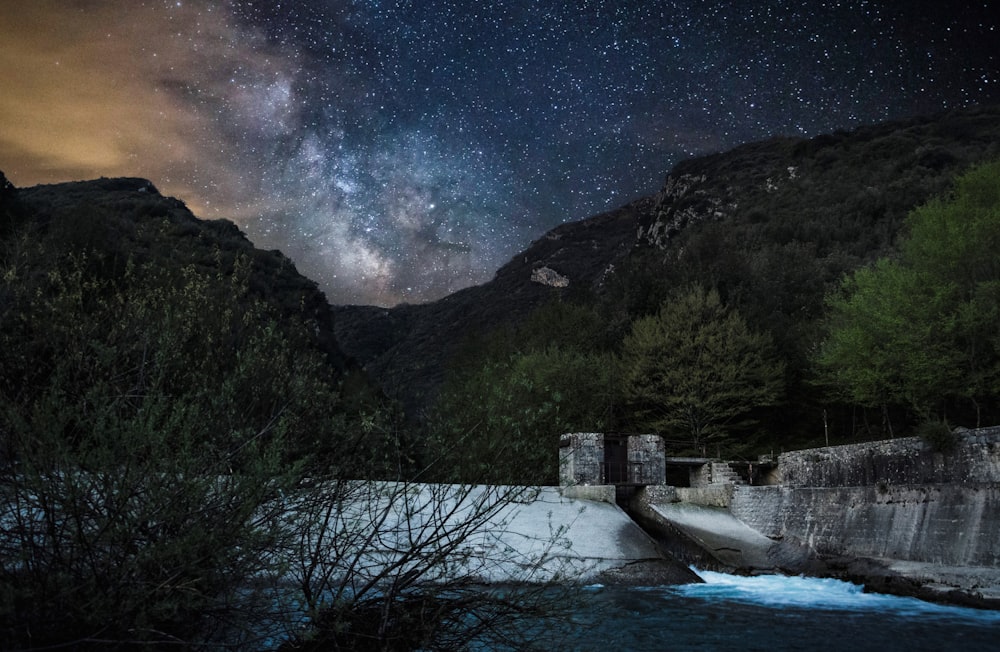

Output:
xmin=334 ymin=200 xmax=645 ymax=415
xmin=530 ymin=266 xmax=569 ymax=288
xmin=640 ymin=173 xmax=738 ymax=248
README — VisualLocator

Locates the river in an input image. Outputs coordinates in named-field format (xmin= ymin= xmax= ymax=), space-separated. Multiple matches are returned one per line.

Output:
xmin=544 ymin=569 xmax=1000 ymax=651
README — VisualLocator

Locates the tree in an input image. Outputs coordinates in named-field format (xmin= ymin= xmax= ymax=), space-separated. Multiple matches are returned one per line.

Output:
xmin=427 ymin=346 xmax=616 ymax=485
xmin=817 ymin=258 xmax=960 ymax=426
xmin=619 ymin=286 xmax=785 ymax=452
xmin=817 ymin=160 xmax=1000 ymax=427
xmin=426 ymin=301 xmax=619 ymax=485
xmin=0 ymin=239 xmax=376 ymax=646
xmin=0 ymin=215 xmax=579 ymax=648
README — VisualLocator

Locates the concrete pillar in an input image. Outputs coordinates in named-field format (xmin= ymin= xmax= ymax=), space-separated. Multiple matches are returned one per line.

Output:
xmin=559 ymin=433 xmax=604 ymax=486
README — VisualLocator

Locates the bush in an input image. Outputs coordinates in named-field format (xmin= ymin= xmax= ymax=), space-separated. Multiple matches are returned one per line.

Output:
xmin=917 ymin=419 xmax=958 ymax=454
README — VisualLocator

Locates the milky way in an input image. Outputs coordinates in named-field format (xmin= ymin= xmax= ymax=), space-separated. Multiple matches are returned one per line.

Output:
xmin=1 ymin=1 xmax=997 ymax=305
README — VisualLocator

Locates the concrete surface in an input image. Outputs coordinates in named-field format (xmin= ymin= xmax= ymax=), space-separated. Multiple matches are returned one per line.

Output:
xmin=646 ymin=501 xmax=777 ymax=569
xmin=295 ymin=482 xmax=697 ymax=587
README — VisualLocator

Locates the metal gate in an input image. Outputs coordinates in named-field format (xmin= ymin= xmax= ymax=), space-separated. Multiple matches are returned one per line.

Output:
xmin=603 ymin=435 xmax=633 ymax=484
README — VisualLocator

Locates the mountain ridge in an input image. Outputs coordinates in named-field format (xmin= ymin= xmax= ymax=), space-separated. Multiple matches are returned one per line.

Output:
xmin=333 ymin=104 xmax=1000 ymax=418
xmin=0 ymin=170 xmax=358 ymax=380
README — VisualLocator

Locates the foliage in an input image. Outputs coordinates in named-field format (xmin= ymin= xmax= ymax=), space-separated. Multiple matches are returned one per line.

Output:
xmin=0 ymin=228 xmax=359 ymax=645
xmin=916 ymin=419 xmax=958 ymax=454
xmin=619 ymin=286 xmax=785 ymax=452
xmin=818 ymin=258 xmax=961 ymax=412
xmin=817 ymin=160 xmax=1000 ymax=427
xmin=0 ymin=184 xmax=577 ymax=649
xmin=428 ymin=348 xmax=616 ymax=484
xmin=330 ymin=106 xmax=1000 ymax=449
xmin=426 ymin=301 xmax=617 ymax=484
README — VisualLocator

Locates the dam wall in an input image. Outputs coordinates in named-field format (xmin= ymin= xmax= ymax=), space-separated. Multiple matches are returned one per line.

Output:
xmin=730 ymin=483 xmax=1000 ymax=566
xmin=776 ymin=426 xmax=1000 ymax=488
xmin=729 ymin=428 xmax=1000 ymax=567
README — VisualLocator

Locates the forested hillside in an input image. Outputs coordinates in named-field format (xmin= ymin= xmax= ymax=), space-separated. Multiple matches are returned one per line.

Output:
xmin=335 ymin=104 xmax=1000 ymax=478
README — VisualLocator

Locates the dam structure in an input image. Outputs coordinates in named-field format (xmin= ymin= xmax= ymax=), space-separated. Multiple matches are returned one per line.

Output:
xmin=558 ymin=428 xmax=1000 ymax=607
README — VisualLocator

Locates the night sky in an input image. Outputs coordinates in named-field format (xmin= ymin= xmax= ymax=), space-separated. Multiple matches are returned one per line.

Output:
xmin=2 ymin=1 xmax=997 ymax=306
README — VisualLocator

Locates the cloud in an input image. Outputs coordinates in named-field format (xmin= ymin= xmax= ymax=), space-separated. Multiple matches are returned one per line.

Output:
xmin=0 ymin=1 xmax=486 ymax=306
xmin=0 ymin=1 xmax=289 ymax=217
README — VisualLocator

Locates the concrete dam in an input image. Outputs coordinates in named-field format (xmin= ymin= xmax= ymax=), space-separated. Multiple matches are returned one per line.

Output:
xmin=559 ymin=428 xmax=1000 ymax=607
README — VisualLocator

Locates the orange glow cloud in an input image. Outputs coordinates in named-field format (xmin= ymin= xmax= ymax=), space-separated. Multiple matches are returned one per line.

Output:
xmin=0 ymin=1 xmax=286 ymax=220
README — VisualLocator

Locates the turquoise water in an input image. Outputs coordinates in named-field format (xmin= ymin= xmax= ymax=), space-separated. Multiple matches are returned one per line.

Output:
xmin=548 ymin=570 xmax=1000 ymax=651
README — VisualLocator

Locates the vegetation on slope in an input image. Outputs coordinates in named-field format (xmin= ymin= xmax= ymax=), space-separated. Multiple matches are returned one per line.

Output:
xmin=336 ymin=106 xmax=1000 ymax=458
xmin=2 ymin=106 xmax=999 ymax=645
xmin=818 ymin=159 xmax=1000 ymax=432
xmin=427 ymin=157 xmax=1000 ymax=479
xmin=0 ymin=173 xmax=567 ymax=649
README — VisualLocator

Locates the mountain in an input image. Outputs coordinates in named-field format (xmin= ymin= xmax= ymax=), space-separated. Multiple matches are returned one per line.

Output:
xmin=0 ymin=171 xmax=358 ymax=381
xmin=333 ymin=104 xmax=1000 ymax=419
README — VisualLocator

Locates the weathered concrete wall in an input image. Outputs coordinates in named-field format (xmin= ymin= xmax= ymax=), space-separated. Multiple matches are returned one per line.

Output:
xmin=732 ymin=429 xmax=1000 ymax=568
xmin=559 ymin=484 xmax=616 ymax=504
xmin=731 ymin=483 xmax=1000 ymax=567
xmin=689 ymin=463 xmax=713 ymax=488
xmin=637 ymin=484 xmax=734 ymax=508
xmin=778 ymin=428 xmax=1000 ymax=488
xmin=675 ymin=486 xmax=733 ymax=507
xmin=628 ymin=434 xmax=665 ymax=485
xmin=559 ymin=433 xmax=603 ymax=486
xmin=641 ymin=484 xmax=679 ymax=503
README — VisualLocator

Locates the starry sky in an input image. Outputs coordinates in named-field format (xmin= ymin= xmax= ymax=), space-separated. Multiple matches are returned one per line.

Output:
xmin=1 ymin=1 xmax=997 ymax=306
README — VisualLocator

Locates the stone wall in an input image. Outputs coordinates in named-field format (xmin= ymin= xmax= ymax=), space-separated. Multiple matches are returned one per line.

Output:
xmin=559 ymin=484 xmax=617 ymax=504
xmin=559 ymin=433 xmax=668 ymax=486
xmin=640 ymin=485 xmax=680 ymax=504
xmin=731 ymin=484 xmax=1000 ymax=566
xmin=628 ymin=434 xmax=666 ymax=485
xmin=730 ymin=428 xmax=1000 ymax=567
xmin=778 ymin=427 xmax=1000 ymax=488
xmin=689 ymin=463 xmax=713 ymax=488
xmin=676 ymin=486 xmax=734 ymax=507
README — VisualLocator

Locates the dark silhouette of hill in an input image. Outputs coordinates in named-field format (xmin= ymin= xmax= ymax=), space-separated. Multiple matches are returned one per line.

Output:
xmin=0 ymin=171 xmax=356 ymax=379
xmin=333 ymin=104 xmax=1000 ymax=419
xmin=4 ymin=105 xmax=998 ymax=427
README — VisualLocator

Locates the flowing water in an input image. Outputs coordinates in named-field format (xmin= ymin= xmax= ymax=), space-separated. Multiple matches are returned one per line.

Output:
xmin=546 ymin=570 xmax=1000 ymax=652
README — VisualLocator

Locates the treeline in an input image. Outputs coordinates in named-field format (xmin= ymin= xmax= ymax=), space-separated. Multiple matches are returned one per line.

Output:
xmin=426 ymin=160 xmax=1000 ymax=481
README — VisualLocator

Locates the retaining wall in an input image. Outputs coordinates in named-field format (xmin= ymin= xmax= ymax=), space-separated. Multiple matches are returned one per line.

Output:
xmin=731 ymin=484 xmax=1000 ymax=566
xmin=777 ymin=427 xmax=1000 ymax=487
xmin=731 ymin=428 xmax=1000 ymax=567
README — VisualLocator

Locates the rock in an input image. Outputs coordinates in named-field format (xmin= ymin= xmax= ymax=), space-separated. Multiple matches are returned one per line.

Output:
xmin=530 ymin=266 xmax=569 ymax=288
xmin=596 ymin=558 xmax=703 ymax=586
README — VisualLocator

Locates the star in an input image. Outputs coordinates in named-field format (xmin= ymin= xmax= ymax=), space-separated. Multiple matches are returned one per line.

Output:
xmin=1 ymin=0 xmax=997 ymax=306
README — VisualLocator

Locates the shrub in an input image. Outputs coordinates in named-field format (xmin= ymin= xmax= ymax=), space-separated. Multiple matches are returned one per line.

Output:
xmin=917 ymin=419 xmax=958 ymax=454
